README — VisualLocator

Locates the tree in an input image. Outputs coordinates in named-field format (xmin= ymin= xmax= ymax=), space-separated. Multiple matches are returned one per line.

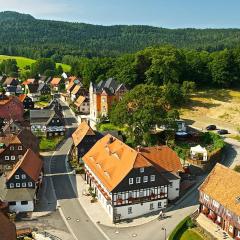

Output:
xmin=110 ymin=84 xmax=179 ymax=146
xmin=30 ymin=58 xmax=55 ymax=76
xmin=0 ymin=59 xmax=18 ymax=76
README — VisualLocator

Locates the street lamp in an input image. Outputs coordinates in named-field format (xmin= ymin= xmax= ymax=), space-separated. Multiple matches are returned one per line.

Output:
xmin=162 ymin=227 xmax=166 ymax=240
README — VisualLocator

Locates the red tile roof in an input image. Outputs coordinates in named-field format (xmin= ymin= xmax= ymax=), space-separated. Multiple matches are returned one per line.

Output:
xmin=51 ymin=77 xmax=62 ymax=86
xmin=18 ymin=94 xmax=27 ymax=102
xmin=7 ymin=149 xmax=43 ymax=182
xmin=0 ymin=210 xmax=16 ymax=240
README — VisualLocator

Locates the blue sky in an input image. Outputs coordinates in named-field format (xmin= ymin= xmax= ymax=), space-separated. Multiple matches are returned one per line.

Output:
xmin=1 ymin=0 xmax=240 ymax=28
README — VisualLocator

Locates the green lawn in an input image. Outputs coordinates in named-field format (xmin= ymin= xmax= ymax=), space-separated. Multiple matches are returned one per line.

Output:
xmin=0 ymin=55 xmax=71 ymax=72
xmin=39 ymin=136 xmax=64 ymax=151
xmin=180 ymin=229 xmax=203 ymax=240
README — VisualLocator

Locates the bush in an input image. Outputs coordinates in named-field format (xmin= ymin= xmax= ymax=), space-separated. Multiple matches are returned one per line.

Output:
xmin=39 ymin=94 xmax=51 ymax=102
xmin=234 ymin=165 xmax=240 ymax=173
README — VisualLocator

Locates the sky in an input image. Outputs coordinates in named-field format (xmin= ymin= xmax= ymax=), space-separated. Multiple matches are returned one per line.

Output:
xmin=0 ymin=0 xmax=240 ymax=28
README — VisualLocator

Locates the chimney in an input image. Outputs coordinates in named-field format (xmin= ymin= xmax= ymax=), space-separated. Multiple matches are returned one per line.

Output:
xmin=136 ymin=145 xmax=142 ymax=152
xmin=108 ymin=136 xmax=115 ymax=144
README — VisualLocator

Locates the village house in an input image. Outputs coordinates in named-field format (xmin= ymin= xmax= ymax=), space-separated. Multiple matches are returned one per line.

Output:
xmin=199 ymin=164 xmax=240 ymax=239
xmin=18 ymin=94 xmax=34 ymax=109
xmin=5 ymin=85 xmax=23 ymax=96
xmin=70 ymin=83 xmax=87 ymax=102
xmin=0 ymin=95 xmax=24 ymax=122
xmin=26 ymin=83 xmax=51 ymax=102
xmin=74 ymin=95 xmax=90 ymax=115
xmin=2 ymin=119 xmax=30 ymax=135
xmin=30 ymin=109 xmax=65 ymax=137
xmin=50 ymin=77 xmax=63 ymax=91
xmin=0 ymin=129 xmax=39 ymax=173
xmin=71 ymin=122 xmax=103 ymax=162
xmin=0 ymin=149 xmax=43 ymax=213
xmin=89 ymin=78 xmax=127 ymax=127
xmin=82 ymin=134 xmax=183 ymax=222
xmin=2 ymin=77 xmax=20 ymax=87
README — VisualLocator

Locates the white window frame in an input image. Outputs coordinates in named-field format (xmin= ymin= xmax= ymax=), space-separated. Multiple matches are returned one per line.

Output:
xmin=11 ymin=156 xmax=15 ymax=161
xmin=22 ymin=182 xmax=26 ymax=187
xmin=143 ymin=176 xmax=148 ymax=183
xmin=22 ymin=174 xmax=26 ymax=179
xmin=158 ymin=202 xmax=162 ymax=208
xmin=15 ymin=175 xmax=20 ymax=179
xmin=150 ymin=203 xmax=154 ymax=210
xmin=129 ymin=178 xmax=133 ymax=185
xmin=10 ymin=146 xmax=14 ymax=151
xmin=204 ymin=194 xmax=209 ymax=201
xmin=150 ymin=175 xmax=155 ymax=182
xmin=136 ymin=177 xmax=141 ymax=184
xmin=28 ymin=182 xmax=33 ymax=187
xmin=18 ymin=146 xmax=23 ymax=150
xmin=16 ymin=183 xmax=20 ymax=188
xmin=140 ymin=168 xmax=144 ymax=173
xmin=9 ymin=183 xmax=14 ymax=188
xmin=5 ymin=156 xmax=9 ymax=160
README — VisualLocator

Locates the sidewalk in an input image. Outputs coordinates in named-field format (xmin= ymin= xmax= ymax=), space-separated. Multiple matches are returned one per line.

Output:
xmin=76 ymin=175 xmax=159 ymax=228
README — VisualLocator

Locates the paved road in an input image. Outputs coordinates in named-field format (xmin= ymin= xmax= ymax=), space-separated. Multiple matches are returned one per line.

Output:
xmin=37 ymin=100 xmax=107 ymax=240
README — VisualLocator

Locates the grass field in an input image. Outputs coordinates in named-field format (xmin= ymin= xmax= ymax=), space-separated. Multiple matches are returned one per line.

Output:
xmin=180 ymin=89 xmax=240 ymax=132
xmin=179 ymin=229 xmax=203 ymax=240
xmin=39 ymin=136 xmax=64 ymax=151
xmin=0 ymin=55 xmax=71 ymax=72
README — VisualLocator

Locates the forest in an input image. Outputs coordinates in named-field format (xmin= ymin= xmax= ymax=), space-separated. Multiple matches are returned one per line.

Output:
xmin=1 ymin=11 xmax=240 ymax=59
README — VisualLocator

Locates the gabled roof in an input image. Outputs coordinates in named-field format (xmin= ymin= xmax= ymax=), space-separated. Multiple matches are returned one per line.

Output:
xmin=51 ymin=77 xmax=62 ymax=86
xmin=74 ymin=96 xmax=86 ymax=107
xmin=140 ymin=146 xmax=184 ymax=173
xmin=72 ymin=122 xmax=96 ymax=147
xmin=95 ymin=78 xmax=124 ymax=95
xmin=3 ymin=77 xmax=19 ymax=87
xmin=0 ymin=210 xmax=16 ymax=240
xmin=82 ymin=134 xmax=153 ymax=192
xmin=7 ymin=149 xmax=42 ymax=182
xmin=22 ymin=78 xmax=35 ymax=85
xmin=38 ymin=83 xmax=49 ymax=91
xmin=30 ymin=109 xmax=56 ymax=124
xmin=199 ymin=164 xmax=240 ymax=216
xmin=27 ymin=84 xmax=39 ymax=93
xmin=66 ymin=82 xmax=75 ymax=91
xmin=71 ymin=85 xmax=81 ymax=95
xmin=17 ymin=129 xmax=39 ymax=153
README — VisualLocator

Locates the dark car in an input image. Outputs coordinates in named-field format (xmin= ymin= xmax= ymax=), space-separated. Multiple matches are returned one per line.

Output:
xmin=217 ymin=129 xmax=229 ymax=135
xmin=206 ymin=125 xmax=217 ymax=131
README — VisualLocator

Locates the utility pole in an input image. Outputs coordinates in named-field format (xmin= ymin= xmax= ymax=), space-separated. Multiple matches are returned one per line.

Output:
xmin=162 ymin=227 xmax=166 ymax=240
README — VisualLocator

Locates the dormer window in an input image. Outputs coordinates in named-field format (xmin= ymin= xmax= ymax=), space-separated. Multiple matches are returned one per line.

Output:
xmin=140 ymin=168 xmax=144 ymax=173
xmin=143 ymin=176 xmax=148 ymax=183
xmin=129 ymin=178 xmax=133 ymax=185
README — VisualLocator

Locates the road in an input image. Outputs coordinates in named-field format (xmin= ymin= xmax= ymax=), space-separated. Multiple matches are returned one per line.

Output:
xmin=37 ymin=100 xmax=106 ymax=240
xmin=37 ymin=101 xmax=240 ymax=240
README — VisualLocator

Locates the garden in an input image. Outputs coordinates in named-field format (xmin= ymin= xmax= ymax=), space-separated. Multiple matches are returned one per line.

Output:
xmin=39 ymin=136 xmax=64 ymax=151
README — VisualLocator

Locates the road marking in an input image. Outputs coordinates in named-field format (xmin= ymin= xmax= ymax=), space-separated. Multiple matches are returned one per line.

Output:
xmin=44 ymin=171 xmax=75 ymax=177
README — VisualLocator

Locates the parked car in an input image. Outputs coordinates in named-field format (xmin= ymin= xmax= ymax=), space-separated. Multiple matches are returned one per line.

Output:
xmin=217 ymin=129 xmax=229 ymax=135
xmin=206 ymin=125 xmax=217 ymax=130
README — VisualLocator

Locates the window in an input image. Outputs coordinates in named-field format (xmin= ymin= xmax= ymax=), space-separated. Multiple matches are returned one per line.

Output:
xmin=18 ymin=155 xmax=23 ymax=159
xmin=136 ymin=177 xmax=141 ymax=184
xmin=128 ymin=191 xmax=133 ymax=198
xmin=57 ymin=119 xmax=60 ymax=123
xmin=237 ymin=230 xmax=240 ymax=238
xmin=128 ymin=207 xmax=132 ymax=214
xmin=21 ymin=201 xmax=28 ymax=205
xmin=213 ymin=200 xmax=220 ymax=208
xmin=11 ymin=156 xmax=15 ymax=161
xmin=204 ymin=194 xmax=209 ymax=201
xmin=10 ymin=146 xmax=14 ymax=151
xmin=22 ymin=183 xmax=26 ymax=187
xmin=5 ymin=156 xmax=9 ymax=160
xmin=28 ymin=182 xmax=33 ymax=187
xmin=9 ymin=183 xmax=14 ymax=188
xmin=143 ymin=176 xmax=148 ymax=183
xmin=16 ymin=183 xmax=20 ymax=188
xmin=158 ymin=202 xmax=162 ymax=208
xmin=129 ymin=178 xmax=133 ymax=185
xmin=9 ymin=202 xmax=16 ymax=206
xmin=22 ymin=174 xmax=26 ymax=179
xmin=169 ymin=182 xmax=173 ymax=188
xmin=18 ymin=146 xmax=22 ymax=150
xmin=139 ymin=191 xmax=144 ymax=198
xmin=150 ymin=203 xmax=154 ymax=210
xmin=140 ymin=168 xmax=144 ymax=173
xmin=217 ymin=216 xmax=221 ymax=223
xmin=229 ymin=225 xmax=233 ymax=233
xmin=15 ymin=175 xmax=19 ymax=179
xmin=150 ymin=175 xmax=155 ymax=182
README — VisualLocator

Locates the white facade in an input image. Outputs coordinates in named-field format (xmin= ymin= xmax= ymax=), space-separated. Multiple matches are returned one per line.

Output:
xmin=168 ymin=178 xmax=181 ymax=201
xmin=115 ymin=199 xmax=167 ymax=220
xmin=9 ymin=200 xmax=34 ymax=213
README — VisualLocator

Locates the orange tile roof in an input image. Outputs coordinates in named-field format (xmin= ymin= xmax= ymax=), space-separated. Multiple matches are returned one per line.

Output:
xmin=66 ymin=82 xmax=75 ymax=91
xmin=140 ymin=146 xmax=184 ymax=173
xmin=68 ymin=76 xmax=77 ymax=83
xmin=51 ymin=77 xmax=62 ymax=86
xmin=0 ymin=96 xmax=12 ymax=105
xmin=82 ymin=134 xmax=152 ymax=192
xmin=18 ymin=94 xmax=27 ymax=102
xmin=7 ymin=149 xmax=43 ymax=182
xmin=72 ymin=122 xmax=95 ymax=146
xmin=71 ymin=85 xmax=81 ymax=95
xmin=22 ymin=79 xmax=35 ymax=85
xmin=199 ymin=163 xmax=240 ymax=216
xmin=74 ymin=96 xmax=86 ymax=107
